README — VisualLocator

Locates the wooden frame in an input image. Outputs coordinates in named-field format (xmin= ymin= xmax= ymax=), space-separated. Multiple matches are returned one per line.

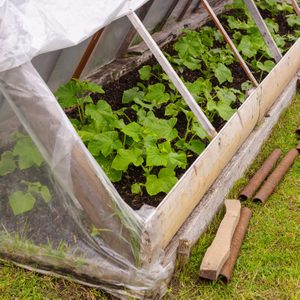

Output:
xmin=140 ymin=38 xmax=300 ymax=263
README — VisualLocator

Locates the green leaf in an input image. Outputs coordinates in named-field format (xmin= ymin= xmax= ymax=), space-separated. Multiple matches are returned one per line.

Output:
xmin=216 ymin=87 xmax=237 ymax=105
xmin=145 ymin=168 xmax=178 ymax=196
xmin=187 ymin=140 xmax=205 ymax=155
xmin=96 ymin=154 xmax=122 ymax=182
xmin=54 ymin=80 xmax=80 ymax=109
xmin=88 ymin=131 xmax=122 ymax=157
xmin=122 ymin=122 xmax=143 ymax=142
xmin=214 ymin=63 xmax=233 ymax=84
xmin=80 ymin=80 xmax=104 ymax=94
xmin=146 ymin=146 xmax=168 ymax=167
xmin=142 ymin=113 xmax=178 ymax=140
xmin=217 ymin=101 xmax=237 ymax=121
xmin=131 ymin=183 xmax=143 ymax=194
xmin=286 ymin=15 xmax=300 ymax=27
xmin=122 ymin=87 xmax=144 ymax=104
xmin=0 ymin=151 xmax=16 ymax=176
xmin=192 ymin=122 xmax=208 ymax=140
xmin=112 ymin=148 xmax=144 ymax=171
xmin=145 ymin=83 xmax=170 ymax=105
xmin=256 ymin=60 xmax=275 ymax=73
xmin=238 ymin=35 xmax=258 ymax=58
xmin=9 ymin=191 xmax=36 ymax=216
xmin=168 ymin=152 xmax=187 ymax=168
xmin=21 ymin=180 xmax=52 ymax=203
xmin=40 ymin=186 xmax=52 ymax=203
xmin=139 ymin=65 xmax=152 ymax=81
xmin=13 ymin=137 xmax=43 ymax=170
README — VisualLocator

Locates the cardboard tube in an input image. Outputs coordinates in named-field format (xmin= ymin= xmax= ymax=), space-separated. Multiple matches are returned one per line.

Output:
xmin=239 ymin=149 xmax=282 ymax=200
xmin=254 ymin=149 xmax=299 ymax=203
xmin=220 ymin=207 xmax=252 ymax=282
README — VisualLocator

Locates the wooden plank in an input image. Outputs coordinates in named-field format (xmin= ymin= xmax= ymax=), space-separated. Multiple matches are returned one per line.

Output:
xmin=116 ymin=0 xmax=154 ymax=59
xmin=199 ymin=200 xmax=241 ymax=280
xmin=0 ymin=63 xmax=140 ymax=262
xmin=201 ymin=0 xmax=259 ymax=87
xmin=244 ymin=0 xmax=282 ymax=63
xmin=155 ymin=0 xmax=180 ymax=31
xmin=127 ymin=12 xmax=217 ymax=138
xmin=291 ymin=0 xmax=300 ymax=16
xmin=162 ymin=74 xmax=297 ymax=272
xmin=142 ymin=39 xmax=300 ymax=261
xmin=72 ymin=29 xmax=104 ymax=79
xmin=177 ymin=0 xmax=193 ymax=21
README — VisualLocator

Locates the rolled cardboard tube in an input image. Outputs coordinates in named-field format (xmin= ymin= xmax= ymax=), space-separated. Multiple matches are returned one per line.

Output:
xmin=239 ymin=149 xmax=282 ymax=200
xmin=220 ymin=207 xmax=252 ymax=282
xmin=254 ymin=149 xmax=299 ymax=203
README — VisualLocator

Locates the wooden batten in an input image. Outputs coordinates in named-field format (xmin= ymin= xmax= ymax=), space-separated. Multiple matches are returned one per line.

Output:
xmin=142 ymin=38 xmax=300 ymax=258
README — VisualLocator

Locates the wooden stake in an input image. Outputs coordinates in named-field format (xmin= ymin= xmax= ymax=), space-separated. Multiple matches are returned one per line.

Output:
xmin=244 ymin=0 xmax=282 ymax=63
xmin=200 ymin=0 xmax=259 ymax=87
xmin=127 ymin=11 xmax=217 ymax=139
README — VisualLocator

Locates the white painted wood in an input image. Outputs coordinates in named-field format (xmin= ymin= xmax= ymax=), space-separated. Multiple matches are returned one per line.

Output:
xmin=162 ymin=75 xmax=297 ymax=272
xmin=244 ymin=0 xmax=282 ymax=63
xmin=201 ymin=0 xmax=259 ymax=87
xmin=199 ymin=200 xmax=241 ymax=280
xmin=127 ymin=11 xmax=217 ymax=139
xmin=142 ymin=39 xmax=300 ymax=260
xmin=291 ymin=0 xmax=300 ymax=16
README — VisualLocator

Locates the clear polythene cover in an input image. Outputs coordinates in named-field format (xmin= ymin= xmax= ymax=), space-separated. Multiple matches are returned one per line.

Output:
xmin=0 ymin=0 xmax=148 ymax=72
xmin=0 ymin=63 xmax=173 ymax=299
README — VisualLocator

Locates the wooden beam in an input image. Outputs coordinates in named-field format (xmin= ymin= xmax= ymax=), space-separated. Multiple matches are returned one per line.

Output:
xmin=177 ymin=0 xmax=193 ymax=21
xmin=142 ymin=39 xmax=300 ymax=260
xmin=200 ymin=0 xmax=259 ymax=87
xmin=199 ymin=200 xmax=241 ymax=280
xmin=127 ymin=11 xmax=217 ymax=138
xmin=244 ymin=0 xmax=282 ymax=63
xmin=72 ymin=29 xmax=104 ymax=79
xmin=155 ymin=0 xmax=180 ymax=31
xmin=291 ymin=0 xmax=300 ymax=16
xmin=116 ymin=0 xmax=154 ymax=58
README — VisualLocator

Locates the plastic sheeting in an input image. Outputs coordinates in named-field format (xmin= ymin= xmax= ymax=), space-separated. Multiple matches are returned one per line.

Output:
xmin=0 ymin=63 xmax=172 ymax=299
xmin=0 ymin=0 xmax=148 ymax=72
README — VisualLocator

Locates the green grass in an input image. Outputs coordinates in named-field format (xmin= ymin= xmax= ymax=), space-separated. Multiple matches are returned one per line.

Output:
xmin=0 ymin=94 xmax=299 ymax=299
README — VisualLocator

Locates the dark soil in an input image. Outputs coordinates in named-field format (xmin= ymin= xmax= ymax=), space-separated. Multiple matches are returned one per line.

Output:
xmin=69 ymin=8 xmax=297 ymax=210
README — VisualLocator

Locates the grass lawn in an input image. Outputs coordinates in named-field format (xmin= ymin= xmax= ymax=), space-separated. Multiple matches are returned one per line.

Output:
xmin=0 ymin=93 xmax=299 ymax=299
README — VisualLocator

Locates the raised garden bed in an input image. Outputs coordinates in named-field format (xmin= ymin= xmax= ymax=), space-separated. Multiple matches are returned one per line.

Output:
xmin=0 ymin=0 xmax=300 ymax=299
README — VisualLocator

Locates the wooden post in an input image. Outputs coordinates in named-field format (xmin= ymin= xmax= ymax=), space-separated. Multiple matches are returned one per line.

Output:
xmin=155 ymin=0 xmax=180 ymax=31
xmin=72 ymin=29 xmax=104 ymax=79
xmin=127 ymin=11 xmax=217 ymax=139
xmin=177 ymin=0 xmax=193 ymax=21
xmin=244 ymin=0 xmax=282 ymax=63
xmin=291 ymin=0 xmax=300 ymax=16
xmin=200 ymin=0 xmax=259 ymax=87
xmin=116 ymin=0 xmax=154 ymax=58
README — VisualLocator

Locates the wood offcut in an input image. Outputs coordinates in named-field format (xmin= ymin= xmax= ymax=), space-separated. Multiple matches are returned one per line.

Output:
xmin=199 ymin=200 xmax=241 ymax=280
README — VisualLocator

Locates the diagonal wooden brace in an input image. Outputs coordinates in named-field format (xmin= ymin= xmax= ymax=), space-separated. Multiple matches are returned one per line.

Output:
xmin=243 ymin=0 xmax=282 ymax=63
xmin=200 ymin=0 xmax=259 ymax=87
xmin=127 ymin=11 xmax=217 ymax=139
